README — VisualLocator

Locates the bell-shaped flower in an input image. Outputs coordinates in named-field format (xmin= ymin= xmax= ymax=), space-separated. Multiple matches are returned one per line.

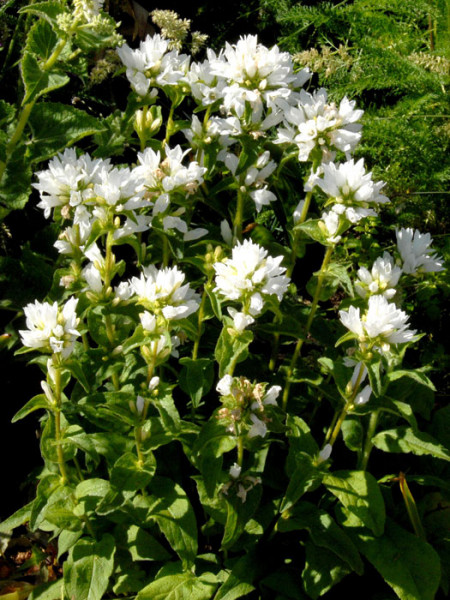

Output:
xmin=355 ymin=252 xmax=402 ymax=299
xmin=396 ymin=228 xmax=444 ymax=275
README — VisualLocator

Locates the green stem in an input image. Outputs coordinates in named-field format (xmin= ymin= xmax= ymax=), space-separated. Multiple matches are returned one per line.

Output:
xmin=327 ymin=363 xmax=366 ymax=447
xmin=286 ymin=190 xmax=314 ymax=279
xmin=163 ymin=103 xmax=176 ymax=146
xmin=53 ymin=366 xmax=68 ymax=484
xmin=233 ymin=187 xmax=245 ymax=243
xmin=192 ymin=286 xmax=208 ymax=360
xmin=162 ymin=235 xmax=170 ymax=267
xmin=0 ymin=32 xmax=72 ymax=181
xmin=237 ymin=436 xmax=244 ymax=468
xmin=281 ymin=245 xmax=334 ymax=410
xmin=359 ymin=409 xmax=380 ymax=470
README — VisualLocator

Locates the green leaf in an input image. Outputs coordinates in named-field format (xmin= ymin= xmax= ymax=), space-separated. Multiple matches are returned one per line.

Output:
xmin=21 ymin=52 xmax=69 ymax=104
xmin=64 ymin=534 xmax=116 ymax=600
xmin=294 ymin=219 xmax=329 ymax=245
xmin=341 ymin=418 xmax=364 ymax=452
xmin=214 ymin=550 xmax=259 ymax=600
xmin=28 ymin=580 xmax=63 ymax=600
xmin=30 ymin=474 xmax=61 ymax=531
xmin=302 ymin=542 xmax=352 ymax=600
xmin=387 ymin=369 xmax=436 ymax=391
xmin=353 ymin=519 xmax=440 ymax=600
xmin=136 ymin=562 xmax=217 ymax=600
xmin=215 ymin=326 xmax=253 ymax=377
xmin=57 ymin=530 xmax=83 ymax=560
xmin=121 ymin=524 xmax=171 ymax=562
xmin=11 ymin=394 xmax=49 ymax=422
xmin=19 ymin=1 xmax=67 ymax=28
xmin=323 ymin=470 xmax=385 ymax=536
xmin=110 ymin=452 xmax=156 ymax=491
xmin=178 ymin=357 xmax=214 ymax=408
xmin=0 ymin=502 xmax=33 ymax=535
xmin=28 ymin=102 xmax=102 ymax=163
xmin=0 ymin=144 xmax=32 ymax=214
xmin=372 ymin=427 xmax=450 ymax=461
xmin=146 ymin=476 xmax=198 ymax=567
xmin=222 ymin=484 xmax=262 ymax=549
xmin=281 ymin=453 xmax=322 ymax=513
xmin=278 ymin=501 xmax=363 ymax=574
xmin=25 ymin=20 xmax=58 ymax=61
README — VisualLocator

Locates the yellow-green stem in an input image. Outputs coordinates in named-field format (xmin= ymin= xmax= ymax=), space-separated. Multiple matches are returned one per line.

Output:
xmin=163 ymin=103 xmax=176 ymax=146
xmin=237 ymin=436 xmax=244 ymax=467
xmin=327 ymin=363 xmax=366 ymax=447
xmin=53 ymin=366 xmax=68 ymax=484
xmin=359 ymin=409 xmax=380 ymax=471
xmin=192 ymin=286 xmax=208 ymax=360
xmin=233 ymin=188 xmax=245 ymax=243
xmin=0 ymin=32 xmax=72 ymax=181
xmin=282 ymin=245 xmax=334 ymax=410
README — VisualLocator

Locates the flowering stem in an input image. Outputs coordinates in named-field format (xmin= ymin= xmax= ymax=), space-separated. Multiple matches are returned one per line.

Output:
xmin=192 ymin=286 xmax=208 ymax=360
xmin=0 ymin=30 xmax=73 ymax=182
xmin=237 ymin=436 xmax=244 ymax=468
xmin=53 ymin=366 xmax=69 ymax=484
xmin=359 ymin=409 xmax=380 ymax=470
xmin=286 ymin=190 xmax=313 ymax=279
xmin=233 ymin=188 xmax=245 ymax=242
xmin=327 ymin=363 xmax=366 ymax=447
xmin=281 ymin=245 xmax=334 ymax=410
xmin=162 ymin=235 xmax=170 ymax=267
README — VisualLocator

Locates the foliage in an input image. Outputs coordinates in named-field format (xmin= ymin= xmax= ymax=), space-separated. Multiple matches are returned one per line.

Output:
xmin=0 ymin=3 xmax=449 ymax=600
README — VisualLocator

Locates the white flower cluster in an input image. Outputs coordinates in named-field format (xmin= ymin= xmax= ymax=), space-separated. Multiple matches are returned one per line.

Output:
xmin=216 ymin=374 xmax=281 ymax=438
xmin=275 ymin=88 xmax=363 ymax=162
xmin=340 ymin=295 xmax=416 ymax=350
xmin=213 ymin=240 xmax=290 ymax=331
xmin=396 ymin=228 xmax=444 ymax=275
xmin=20 ymin=298 xmax=80 ymax=359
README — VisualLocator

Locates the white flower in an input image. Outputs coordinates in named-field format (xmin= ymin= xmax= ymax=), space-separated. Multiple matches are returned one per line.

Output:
xmin=355 ymin=252 xmax=402 ymax=299
xmin=339 ymin=296 xmax=416 ymax=346
xmin=248 ymin=413 xmax=267 ymax=438
xmin=229 ymin=463 xmax=242 ymax=479
xmin=20 ymin=298 xmax=80 ymax=358
xmin=130 ymin=265 xmax=200 ymax=321
xmin=217 ymin=374 xmax=233 ymax=396
xmin=318 ymin=444 xmax=332 ymax=462
xmin=213 ymin=240 xmax=290 ymax=314
xmin=396 ymin=228 xmax=444 ymax=275
xmin=33 ymin=149 xmax=110 ymax=218
xmin=308 ymin=159 xmax=389 ymax=223
xmin=275 ymin=88 xmax=363 ymax=161
xmin=355 ymin=384 xmax=372 ymax=406
xmin=262 ymin=385 xmax=281 ymax=406
xmin=293 ymin=199 xmax=306 ymax=225
xmin=320 ymin=210 xmax=342 ymax=244
xmin=227 ymin=307 xmax=255 ymax=332
xmin=117 ymin=34 xmax=189 ymax=96
xmin=136 ymin=395 xmax=145 ymax=415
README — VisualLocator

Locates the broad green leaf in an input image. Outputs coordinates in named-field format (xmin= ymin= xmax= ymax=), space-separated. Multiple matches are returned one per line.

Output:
xmin=281 ymin=453 xmax=322 ymax=513
xmin=0 ymin=502 xmax=33 ymax=535
xmin=25 ymin=20 xmax=58 ymax=61
xmin=286 ymin=415 xmax=319 ymax=476
xmin=323 ymin=470 xmax=385 ymax=536
xmin=0 ymin=145 xmax=32 ymax=214
xmin=303 ymin=542 xmax=352 ymax=599
xmin=341 ymin=418 xmax=364 ymax=452
xmin=278 ymin=501 xmax=363 ymax=574
xmin=353 ymin=519 xmax=440 ymax=600
xmin=122 ymin=524 xmax=171 ymax=561
xmin=215 ymin=327 xmax=253 ymax=377
xmin=41 ymin=486 xmax=82 ymax=532
xmin=222 ymin=484 xmax=262 ymax=549
xmin=110 ymin=452 xmax=156 ymax=491
xmin=136 ymin=562 xmax=217 ymax=600
xmin=28 ymin=580 xmax=63 ymax=600
xmin=19 ymin=1 xmax=67 ymax=27
xmin=372 ymin=427 xmax=450 ymax=462
xmin=387 ymin=369 xmax=436 ymax=391
xmin=74 ymin=478 xmax=110 ymax=515
xmin=21 ymin=52 xmax=69 ymax=104
xmin=146 ymin=476 xmax=198 ymax=567
xmin=178 ymin=357 xmax=214 ymax=408
xmin=28 ymin=102 xmax=102 ymax=163
xmin=11 ymin=394 xmax=50 ymax=422
xmin=295 ymin=219 xmax=329 ymax=245
xmin=57 ymin=530 xmax=83 ymax=560
xmin=260 ymin=566 xmax=308 ymax=600
xmin=214 ymin=550 xmax=259 ymax=600
xmin=64 ymin=534 xmax=115 ymax=600
xmin=30 ymin=474 xmax=61 ymax=531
